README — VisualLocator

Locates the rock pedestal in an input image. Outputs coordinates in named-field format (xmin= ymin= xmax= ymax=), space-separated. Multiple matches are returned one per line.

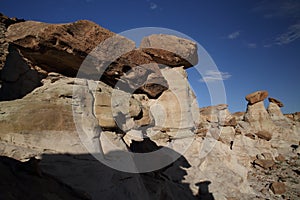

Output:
xmin=244 ymin=91 xmax=274 ymax=132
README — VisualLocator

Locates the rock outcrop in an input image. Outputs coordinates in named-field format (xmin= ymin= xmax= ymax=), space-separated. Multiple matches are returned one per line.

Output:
xmin=245 ymin=90 xmax=268 ymax=105
xmin=244 ymin=90 xmax=274 ymax=132
xmin=267 ymin=97 xmax=286 ymax=121
xmin=0 ymin=14 xmax=299 ymax=200
xmin=6 ymin=20 xmax=116 ymax=76
xmin=140 ymin=34 xmax=198 ymax=68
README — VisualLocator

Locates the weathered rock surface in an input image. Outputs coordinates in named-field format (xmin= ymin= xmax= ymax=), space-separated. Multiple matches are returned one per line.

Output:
xmin=0 ymin=45 xmax=46 ymax=100
xmin=268 ymin=97 xmax=284 ymax=107
xmin=149 ymin=66 xmax=199 ymax=130
xmin=1 ymin=15 xmax=300 ymax=200
xmin=244 ymin=101 xmax=274 ymax=131
xmin=245 ymin=90 xmax=268 ymax=105
xmin=255 ymin=130 xmax=272 ymax=141
xmin=140 ymin=34 xmax=198 ymax=68
xmin=270 ymin=182 xmax=286 ymax=194
xmin=0 ymin=13 xmax=25 ymax=28
xmin=101 ymin=49 xmax=168 ymax=98
xmin=267 ymin=102 xmax=286 ymax=121
xmin=6 ymin=20 xmax=117 ymax=76
xmin=199 ymin=104 xmax=231 ymax=124
xmin=284 ymin=112 xmax=300 ymax=122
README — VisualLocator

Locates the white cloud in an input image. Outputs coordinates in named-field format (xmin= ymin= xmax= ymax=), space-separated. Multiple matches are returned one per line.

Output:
xmin=254 ymin=1 xmax=300 ymax=46
xmin=149 ymin=2 xmax=158 ymax=10
xmin=275 ymin=23 xmax=300 ymax=45
xmin=227 ymin=31 xmax=241 ymax=39
xmin=200 ymin=70 xmax=232 ymax=83
xmin=262 ymin=22 xmax=300 ymax=47
xmin=247 ymin=43 xmax=257 ymax=48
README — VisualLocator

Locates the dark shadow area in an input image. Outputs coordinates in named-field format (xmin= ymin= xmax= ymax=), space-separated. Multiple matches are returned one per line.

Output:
xmin=0 ymin=45 xmax=45 ymax=101
xmin=0 ymin=138 xmax=215 ymax=200
xmin=195 ymin=181 xmax=215 ymax=200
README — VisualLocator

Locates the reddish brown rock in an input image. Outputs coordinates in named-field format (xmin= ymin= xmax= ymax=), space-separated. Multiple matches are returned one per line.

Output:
xmin=270 ymin=182 xmax=286 ymax=194
xmin=5 ymin=20 xmax=172 ymax=98
xmin=254 ymin=159 xmax=275 ymax=169
xmin=102 ymin=49 xmax=168 ymax=98
xmin=0 ymin=46 xmax=46 ymax=100
xmin=268 ymin=97 xmax=284 ymax=107
xmin=0 ymin=13 xmax=25 ymax=28
xmin=223 ymin=117 xmax=237 ymax=126
xmin=275 ymin=154 xmax=285 ymax=162
xmin=245 ymin=90 xmax=268 ymax=105
xmin=284 ymin=112 xmax=300 ymax=122
xmin=245 ymin=133 xmax=256 ymax=140
xmin=232 ymin=112 xmax=245 ymax=121
xmin=0 ymin=13 xmax=25 ymax=72
xmin=255 ymin=130 xmax=272 ymax=141
xmin=6 ymin=20 xmax=118 ymax=77
xmin=140 ymin=34 xmax=198 ymax=68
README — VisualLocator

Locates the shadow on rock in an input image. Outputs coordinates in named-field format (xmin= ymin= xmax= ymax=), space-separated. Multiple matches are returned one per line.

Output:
xmin=0 ymin=138 xmax=215 ymax=200
xmin=195 ymin=181 xmax=215 ymax=200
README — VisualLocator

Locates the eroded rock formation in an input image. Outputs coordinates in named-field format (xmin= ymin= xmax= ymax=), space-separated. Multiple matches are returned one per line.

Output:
xmin=0 ymin=14 xmax=299 ymax=200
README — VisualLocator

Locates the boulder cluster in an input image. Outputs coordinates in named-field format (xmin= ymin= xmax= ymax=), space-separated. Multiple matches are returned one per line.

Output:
xmin=0 ymin=14 xmax=299 ymax=200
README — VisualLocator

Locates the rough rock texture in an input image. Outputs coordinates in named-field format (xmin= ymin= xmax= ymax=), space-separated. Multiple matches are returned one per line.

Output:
xmin=1 ymin=15 xmax=300 ymax=200
xmin=245 ymin=90 xmax=268 ymax=105
xmin=269 ymin=97 xmax=284 ymax=107
xmin=6 ymin=20 xmax=116 ymax=76
xmin=270 ymin=182 xmax=286 ymax=195
xmin=149 ymin=66 xmax=199 ymax=130
xmin=267 ymin=102 xmax=286 ymax=121
xmin=284 ymin=112 xmax=300 ymax=122
xmin=0 ymin=45 xmax=46 ymax=100
xmin=255 ymin=130 xmax=272 ymax=141
xmin=0 ymin=13 xmax=25 ymax=91
xmin=140 ymin=34 xmax=198 ymax=68
xmin=199 ymin=104 xmax=231 ymax=124
xmin=101 ymin=49 xmax=168 ymax=98
xmin=244 ymin=101 xmax=274 ymax=132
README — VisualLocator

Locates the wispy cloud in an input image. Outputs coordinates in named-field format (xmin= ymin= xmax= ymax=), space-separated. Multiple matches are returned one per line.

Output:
xmin=254 ymin=0 xmax=300 ymax=46
xmin=253 ymin=0 xmax=300 ymax=19
xmin=227 ymin=31 xmax=241 ymax=39
xmin=275 ymin=23 xmax=300 ymax=45
xmin=263 ymin=22 xmax=300 ymax=47
xmin=200 ymin=70 xmax=232 ymax=83
xmin=146 ymin=0 xmax=160 ymax=10
xmin=247 ymin=43 xmax=257 ymax=48
xmin=149 ymin=2 xmax=158 ymax=10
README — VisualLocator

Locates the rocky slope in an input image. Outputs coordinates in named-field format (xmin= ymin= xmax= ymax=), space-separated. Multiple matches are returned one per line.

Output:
xmin=0 ymin=14 xmax=299 ymax=200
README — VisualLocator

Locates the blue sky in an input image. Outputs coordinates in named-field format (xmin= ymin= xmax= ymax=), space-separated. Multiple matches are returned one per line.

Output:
xmin=1 ymin=0 xmax=300 ymax=113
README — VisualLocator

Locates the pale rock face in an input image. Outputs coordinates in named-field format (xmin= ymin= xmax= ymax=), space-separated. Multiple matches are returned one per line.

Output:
xmin=244 ymin=101 xmax=274 ymax=131
xmin=232 ymin=111 xmax=245 ymax=121
xmin=0 ymin=77 xmax=87 ymax=155
xmin=219 ymin=126 xmax=236 ymax=145
xmin=183 ymin=138 xmax=255 ymax=199
xmin=199 ymin=104 xmax=234 ymax=127
xmin=267 ymin=102 xmax=286 ymax=121
xmin=149 ymin=66 xmax=199 ymax=130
